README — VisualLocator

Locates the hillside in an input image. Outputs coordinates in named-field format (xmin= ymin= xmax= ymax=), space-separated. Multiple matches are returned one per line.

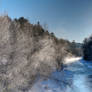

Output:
xmin=0 ymin=15 xmax=82 ymax=92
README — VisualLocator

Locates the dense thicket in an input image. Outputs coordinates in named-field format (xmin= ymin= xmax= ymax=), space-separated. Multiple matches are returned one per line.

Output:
xmin=83 ymin=35 xmax=92 ymax=61
xmin=0 ymin=15 xmax=82 ymax=92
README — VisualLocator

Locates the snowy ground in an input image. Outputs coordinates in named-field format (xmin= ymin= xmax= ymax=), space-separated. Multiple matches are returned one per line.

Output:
xmin=64 ymin=57 xmax=81 ymax=64
xmin=28 ymin=57 xmax=92 ymax=92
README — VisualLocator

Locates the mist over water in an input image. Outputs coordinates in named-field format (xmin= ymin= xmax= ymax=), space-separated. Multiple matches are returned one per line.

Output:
xmin=30 ymin=58 xmax=92 ymax=92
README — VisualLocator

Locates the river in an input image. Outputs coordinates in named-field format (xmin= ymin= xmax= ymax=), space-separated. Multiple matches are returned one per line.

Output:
xmin=30 ymin=58 xmax=92 ymax=92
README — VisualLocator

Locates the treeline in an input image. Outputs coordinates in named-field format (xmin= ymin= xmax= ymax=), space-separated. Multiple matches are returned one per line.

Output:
xmin=0 ymin=16 xmax=82 ymax=92
xmin=14 ymin=16 xmax=82 ymax=58
xmin=82 ymin=35 xmax=92 ymax=61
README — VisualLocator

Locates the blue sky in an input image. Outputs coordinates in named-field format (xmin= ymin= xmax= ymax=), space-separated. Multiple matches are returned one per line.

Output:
xmin=0 ymin=0 xmax=92 ymax=42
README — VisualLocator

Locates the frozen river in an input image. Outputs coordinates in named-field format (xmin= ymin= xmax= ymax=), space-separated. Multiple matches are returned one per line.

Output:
xmin=30 ymin=58 xmax=92 ymax=92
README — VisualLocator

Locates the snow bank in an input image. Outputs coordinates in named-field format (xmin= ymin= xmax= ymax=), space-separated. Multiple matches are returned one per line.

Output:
xmin=64 ymin=57 xmax=82 ymax=64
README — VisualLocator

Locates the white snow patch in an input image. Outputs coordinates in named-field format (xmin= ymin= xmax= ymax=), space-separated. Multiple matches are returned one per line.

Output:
xmin=64 ymin=57 xmax=82 ymax=64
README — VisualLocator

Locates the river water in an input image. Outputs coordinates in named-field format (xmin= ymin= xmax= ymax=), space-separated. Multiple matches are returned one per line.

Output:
xmin=30 ymin=59 xmax=92 ymax=92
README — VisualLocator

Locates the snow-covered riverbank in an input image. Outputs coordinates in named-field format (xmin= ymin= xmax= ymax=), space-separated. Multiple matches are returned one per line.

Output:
xmin=29 ymin=57 xmax=87 ymax=92
xmin=64 ymin=57 xmax=82 ymax=64
xmin=29 ymin=57 xmax=92 ymax=92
